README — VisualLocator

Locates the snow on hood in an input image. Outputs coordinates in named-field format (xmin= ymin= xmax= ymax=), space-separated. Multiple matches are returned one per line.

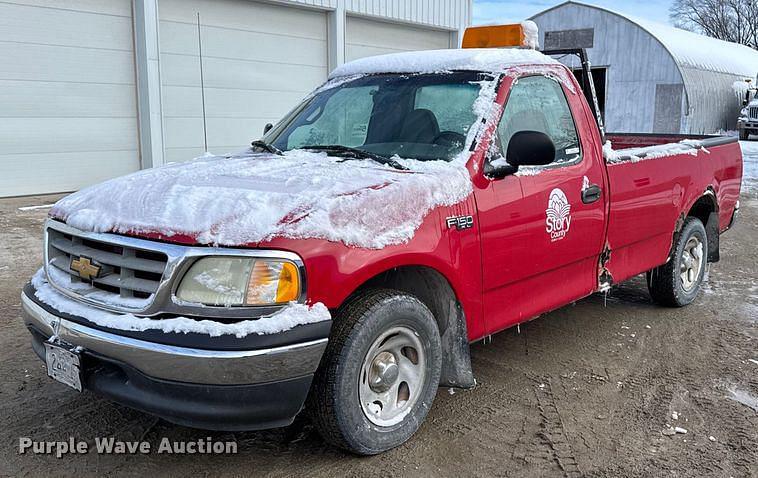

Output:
xmin=329 ymin=48 xmax=558 ymax=79
xmin=50 ymin=149 xmax=472 ymax=249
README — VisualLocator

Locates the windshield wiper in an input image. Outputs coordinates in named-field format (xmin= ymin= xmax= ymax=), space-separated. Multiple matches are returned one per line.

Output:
xmin=301 ymin=145 xmax=408 ymax=171
xmin=251 ymin=139 xmax=283 ymax=155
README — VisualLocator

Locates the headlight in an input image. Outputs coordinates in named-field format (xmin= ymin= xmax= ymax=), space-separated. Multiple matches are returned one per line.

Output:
xmin=741 ymin=108 xmax=749 ymax=116
xmin=175 ymin=257 xmax=301 ymax=306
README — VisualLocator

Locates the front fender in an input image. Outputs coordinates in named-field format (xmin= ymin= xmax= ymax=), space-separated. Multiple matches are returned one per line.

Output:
xmin=259 ymin=198 xmax=486 ymax=340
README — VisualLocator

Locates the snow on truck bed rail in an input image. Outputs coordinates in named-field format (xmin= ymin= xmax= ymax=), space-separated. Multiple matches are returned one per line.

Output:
xmin=31 ymin=269 xmax=330 ymax=337
xmin=603 ymin=139 xmax=708 ymax=163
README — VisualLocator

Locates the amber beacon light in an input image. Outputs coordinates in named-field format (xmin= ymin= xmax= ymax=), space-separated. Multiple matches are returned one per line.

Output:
xmin=462 ymin=22 xmax=538 ymax=49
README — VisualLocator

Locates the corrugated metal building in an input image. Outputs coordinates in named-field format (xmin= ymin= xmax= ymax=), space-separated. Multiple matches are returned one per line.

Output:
xmin=0 ymin=0 xmax=471 ymax=197
xmin=531 ymin=1 xmax=758 ymax=135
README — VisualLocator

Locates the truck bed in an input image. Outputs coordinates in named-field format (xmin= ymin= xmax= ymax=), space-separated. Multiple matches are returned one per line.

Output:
xmin=602 ymin=133 xmax=742 ymax=286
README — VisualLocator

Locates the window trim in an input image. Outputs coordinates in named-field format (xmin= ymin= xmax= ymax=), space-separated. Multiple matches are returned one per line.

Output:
xmin=495 ymin=73 xmax=584 ymax=171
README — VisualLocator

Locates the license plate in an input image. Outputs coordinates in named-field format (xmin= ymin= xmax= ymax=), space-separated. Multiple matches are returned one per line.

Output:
xmin=45 ymin=342 xmax=82 ymax=392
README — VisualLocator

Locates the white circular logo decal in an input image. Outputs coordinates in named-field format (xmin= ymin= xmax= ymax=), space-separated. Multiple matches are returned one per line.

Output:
xmin=545 ymin=188 xmax=571 ymax=242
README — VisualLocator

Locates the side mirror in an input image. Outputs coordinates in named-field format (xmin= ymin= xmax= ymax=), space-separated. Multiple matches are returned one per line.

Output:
xmin=743 ymin=99 xmax=749 ymax=106
xmin=506 ymin=130 xmax=556 ymax=168
xmin=263 ymin=123 xmax=273 ymax=135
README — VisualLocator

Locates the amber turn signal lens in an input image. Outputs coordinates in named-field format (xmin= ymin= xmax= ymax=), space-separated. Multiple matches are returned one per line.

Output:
xmin=275 ymin=262 xmax=300 ymax=303
xmin=245 ymin=260 xmax=300 ymax=305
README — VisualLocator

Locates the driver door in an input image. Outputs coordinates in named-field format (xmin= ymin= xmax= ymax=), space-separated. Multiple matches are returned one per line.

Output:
xmin=478 ymin=74 xmax=606 ymax=333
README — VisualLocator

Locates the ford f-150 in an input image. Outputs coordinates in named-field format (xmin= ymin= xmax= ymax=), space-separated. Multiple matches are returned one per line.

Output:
xmin=21 ymin=24 xmax=742 ymax=455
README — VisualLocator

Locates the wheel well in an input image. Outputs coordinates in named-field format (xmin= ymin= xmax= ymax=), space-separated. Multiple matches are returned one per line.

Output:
xmin=352 ymin=265 xmax=475 ymax=389
xmin=688 ymin=192 xmax=717 ymax=224
xmin=686 ymin=192 xmax=720 ymax=262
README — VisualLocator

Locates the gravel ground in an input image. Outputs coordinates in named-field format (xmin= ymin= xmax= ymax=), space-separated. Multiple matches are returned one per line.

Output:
xmin=1 ymin=183 xmax=756 ymax=477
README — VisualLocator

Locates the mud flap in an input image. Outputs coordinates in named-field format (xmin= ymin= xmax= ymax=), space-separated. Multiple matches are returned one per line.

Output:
xmin=440 ymin=300 xmax=476 ymax=389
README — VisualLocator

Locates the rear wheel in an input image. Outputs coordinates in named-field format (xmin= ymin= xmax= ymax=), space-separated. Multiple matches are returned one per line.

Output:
xmin=309 ymin=289 xmax=442 ymax=455
xmin=647 ymin=217 xmax=707 ymax=307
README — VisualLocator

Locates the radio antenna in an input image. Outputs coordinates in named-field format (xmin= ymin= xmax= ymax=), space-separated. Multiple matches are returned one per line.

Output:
xmin=196 ymin=12 xmax=208 ymax=153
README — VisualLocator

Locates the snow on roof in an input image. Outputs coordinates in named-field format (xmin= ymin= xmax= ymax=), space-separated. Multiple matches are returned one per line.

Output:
xmin=329 ymin=48 xmax=559 ymax=78
xmin=541 ymin=1 xmax=758 ymax=77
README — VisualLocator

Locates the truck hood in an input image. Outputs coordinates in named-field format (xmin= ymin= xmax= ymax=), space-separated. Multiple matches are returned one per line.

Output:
xmin=50 ymin=149 xmax=472 ymax=249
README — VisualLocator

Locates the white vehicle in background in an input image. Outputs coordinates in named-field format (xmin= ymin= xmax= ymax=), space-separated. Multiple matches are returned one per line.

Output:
xmin=736 ymin=78 xmax=758 ymax=140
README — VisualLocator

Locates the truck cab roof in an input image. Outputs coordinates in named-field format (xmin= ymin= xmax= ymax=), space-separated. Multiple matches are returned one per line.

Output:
xmin=329 ymin=48 xmax=560 ymax=79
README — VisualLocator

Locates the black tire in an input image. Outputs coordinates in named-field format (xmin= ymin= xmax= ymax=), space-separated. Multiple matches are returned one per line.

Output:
xmin=647 ymin=217 xmax=707 ymax=307
xmin=309 ymin=289 xmax=442 ymax=455
xmin=740 ymin=130 xmax=749 ymax=141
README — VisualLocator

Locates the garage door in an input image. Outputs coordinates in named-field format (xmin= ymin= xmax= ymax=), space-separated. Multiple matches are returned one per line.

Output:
xmin=346 ymin=16 xmax=453 ymax=63
xmin=159 ymin=0 xmax=328 ymax=163
xmin=0 ymin=0 xmax=139 ymax=198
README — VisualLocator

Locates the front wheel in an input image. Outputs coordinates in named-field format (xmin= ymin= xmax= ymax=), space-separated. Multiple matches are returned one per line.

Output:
xmin=740 ymin=129 xmax=750 ymax=141
xmin=309 ymin=289 xmax=442 ymax=455
xmin=647 ymin=217 xmax=707 ymax=307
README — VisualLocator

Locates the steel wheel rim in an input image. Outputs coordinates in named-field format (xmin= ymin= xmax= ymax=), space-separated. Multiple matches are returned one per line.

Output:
xmin=680 ymin=236 xmax=703 ymax=292
xmin=359 ymin=326 xmax=426 ymax=427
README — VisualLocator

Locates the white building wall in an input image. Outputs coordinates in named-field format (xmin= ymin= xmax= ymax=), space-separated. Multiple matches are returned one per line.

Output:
xmin=280 ymin=0 xmax=469 ymax=30
xmin=345 ymin=16 xmax=454 ymax=62
xmin=0 ymin=0 xmax=141 ymax=197
xmin=156 ymin=0 xmax=330 ymax=163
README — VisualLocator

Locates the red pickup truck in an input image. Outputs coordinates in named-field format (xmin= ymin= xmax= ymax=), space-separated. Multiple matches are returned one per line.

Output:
xmin=21 ymin=32 xmax=741 ymax=455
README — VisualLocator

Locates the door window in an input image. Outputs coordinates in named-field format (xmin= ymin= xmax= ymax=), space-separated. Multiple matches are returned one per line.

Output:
xmin=496 ymin=76 xmax=581 ymax=165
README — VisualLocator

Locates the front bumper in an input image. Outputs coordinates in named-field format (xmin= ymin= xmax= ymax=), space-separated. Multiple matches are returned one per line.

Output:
xmin=738 ymin=119 xmax=758 ymax=130
xmin=21 ymin=287 xmax=329 ymax=430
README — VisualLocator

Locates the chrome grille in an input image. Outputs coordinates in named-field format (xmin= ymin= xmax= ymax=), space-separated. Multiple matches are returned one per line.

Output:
xmin=46 ymin=226 xmax=168 ymax=309
xmin=750 ymin=106 xmax=758 ymax=120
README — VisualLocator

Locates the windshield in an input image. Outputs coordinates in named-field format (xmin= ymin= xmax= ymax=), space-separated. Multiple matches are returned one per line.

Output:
xmin=263 ymin=72 xmax=493 ymax=162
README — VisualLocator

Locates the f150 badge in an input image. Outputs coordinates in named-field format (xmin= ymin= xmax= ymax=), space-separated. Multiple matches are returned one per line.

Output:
xmin=446 ymin=215 xmax=474 ymax=230
xmin=546 ymin=188 xmax=571 ymax=242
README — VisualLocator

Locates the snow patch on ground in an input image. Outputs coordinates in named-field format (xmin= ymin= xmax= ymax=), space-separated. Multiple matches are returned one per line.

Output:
xmin=739 ymin=140 xmax=758 ymax=193
xmin=32 ymin=269 xmax=330 ymax=337
xmin=727 ymin=386 xmax=758 ymax=412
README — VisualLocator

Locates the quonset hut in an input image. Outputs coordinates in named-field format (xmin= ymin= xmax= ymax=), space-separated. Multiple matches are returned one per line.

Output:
xmin=531 ymin=1 xmax=758 ymax=134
